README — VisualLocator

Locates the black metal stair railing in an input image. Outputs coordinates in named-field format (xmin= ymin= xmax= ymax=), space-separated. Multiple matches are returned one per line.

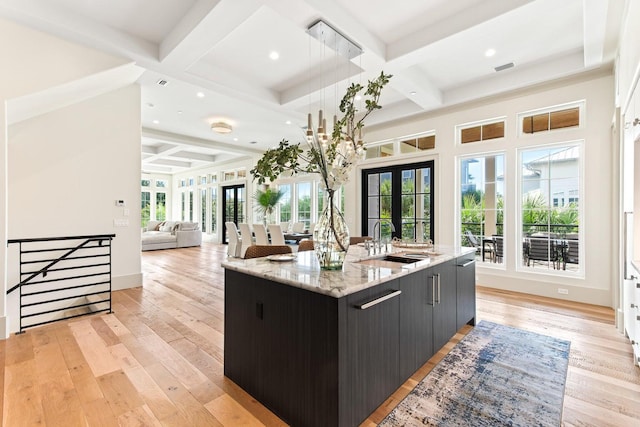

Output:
xmin=7 ymin=234 xmax=116 ymax=333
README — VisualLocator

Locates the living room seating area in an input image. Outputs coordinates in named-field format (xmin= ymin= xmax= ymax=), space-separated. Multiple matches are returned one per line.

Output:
xmin=141 ymin=220 xmax=202 ymax=251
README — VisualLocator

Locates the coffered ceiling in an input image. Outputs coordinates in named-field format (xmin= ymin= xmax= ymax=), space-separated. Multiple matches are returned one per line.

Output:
xmin=0 ymin=0 xmax=625 ymax=174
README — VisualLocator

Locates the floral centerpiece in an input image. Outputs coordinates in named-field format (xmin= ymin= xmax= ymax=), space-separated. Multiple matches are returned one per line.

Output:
xmin=251 ymin=71 xmax=392 ymax=269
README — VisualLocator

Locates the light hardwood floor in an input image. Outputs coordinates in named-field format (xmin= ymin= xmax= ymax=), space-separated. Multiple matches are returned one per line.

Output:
xmin=1 ymin=242 xmax=638 ymax=426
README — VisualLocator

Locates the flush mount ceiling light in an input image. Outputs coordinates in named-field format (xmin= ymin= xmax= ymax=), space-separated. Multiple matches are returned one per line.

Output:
xmin=485 ymin=48 xmax=496 ymax=57
xmin=211 ymin=122 xmax=232 ymax=134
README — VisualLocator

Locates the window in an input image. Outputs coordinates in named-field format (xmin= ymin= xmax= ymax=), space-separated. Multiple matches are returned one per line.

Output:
xmin=459 ymin=154 xmax=505 ymax=264
xmin=519 ymin=102 xmax=583 ymax=136
xmin=362 ymin=161 xmax=434 ymax=242
xmin=156 ymin=179 xmax=167 ymax=188
xmin=141 ymin=179 xmax=151 ymax=187
xmin=296 ymin=182 xmax=311 ymax=228
xmin=365 ymin=142 xmax=394 ymax=159
xmin=317 ymin=186 xmax=325 ymax=218
xmin=141 ymin=191 xmax=151 ymax=227
xmin=399 ymin=135 xmax=435 ymax=153
xmin=519 ymin=143 xmax=581 ymax=273
xmin=279 ymin=184 xmax=291 ymax=222
xmin=200 ymin=189 xmax=207 ymax=232
xmin=210 ymin=187 xmax=217 ymax=234
xmin=156 ymin=192 xmax=166 ymax=221
xmin=457 ymin=118 xmax=505 ymax=144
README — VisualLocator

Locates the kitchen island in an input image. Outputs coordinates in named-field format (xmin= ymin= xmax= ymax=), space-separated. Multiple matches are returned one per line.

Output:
xmin=222 ymin=245 xmax=476 ymax=427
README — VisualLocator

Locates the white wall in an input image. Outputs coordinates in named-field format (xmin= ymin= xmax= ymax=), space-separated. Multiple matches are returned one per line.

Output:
xmin=0 ymin=18 xmax=142 ymax=336
xmin=356 ymin=72 xmax=615 ymax=306
xmin=8 ymin=84 xmax=142 ymax=290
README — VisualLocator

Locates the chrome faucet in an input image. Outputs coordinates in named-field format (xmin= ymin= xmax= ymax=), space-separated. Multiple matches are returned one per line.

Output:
xmin=372 ymin=219 xmax=396 ymax=253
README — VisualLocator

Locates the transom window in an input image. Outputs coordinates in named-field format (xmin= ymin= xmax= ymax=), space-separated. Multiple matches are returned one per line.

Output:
xmin=518 ymin=101 xmax=583 ymax=136
xmin=456 ymin=118 xmax=506 ymax=144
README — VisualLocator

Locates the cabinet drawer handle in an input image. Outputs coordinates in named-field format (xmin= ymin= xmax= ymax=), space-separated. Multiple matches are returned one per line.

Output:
xmin=430 ymin=276 xmax=436 ymax=306
xmin=436 ymin=273 xmax=441 ymax=304
xmin=356 ymin=290 xmax=402 ymax=310
xmin=458 ymin=260 xmax=475 ymax=267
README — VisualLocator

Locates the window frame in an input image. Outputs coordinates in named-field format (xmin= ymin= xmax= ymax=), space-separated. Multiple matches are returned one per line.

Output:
xmin=455 ymin=116 xmax=507 ymax=145
xmin=517 ymin=101 xmax=585 ymax=138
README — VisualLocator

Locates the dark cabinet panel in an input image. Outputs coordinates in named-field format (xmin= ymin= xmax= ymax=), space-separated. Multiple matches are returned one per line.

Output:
xmin=432 ymin=259 xmax=458 ymax=351
xmin=399 ymin=270 xmax=434 ymax=380
xmin=456 ymin=253 xmax=476 ymax=329
xmin=224 ymin=270 xmax=339 ymax=427
xmin=345 ymin=281 xmax=401 ymax=427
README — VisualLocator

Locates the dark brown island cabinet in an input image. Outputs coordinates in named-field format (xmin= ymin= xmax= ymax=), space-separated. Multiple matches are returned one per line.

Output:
xmin=224 ymin=251 xmax=476 ymax=427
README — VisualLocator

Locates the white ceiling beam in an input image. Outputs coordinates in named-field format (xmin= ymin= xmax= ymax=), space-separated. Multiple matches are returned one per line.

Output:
xmin=582 ymin=0 xmax=608 ymax=68
xmin=6 ymin=62 xmax=143 ymax=125
xmin=150 ymin=158 xmax=192 ymax=168
xmin=0 ymin=0 xmax=158 ymax=62
xmin=444 ymin=51 xmax=588 ymax=106
xmin=159 ymin=0 xmax=261 ymax=67
xmin=171 ymin=151 xmax=217 ymax=162
xmin=142 ymin=127 xmax=264 ymax=156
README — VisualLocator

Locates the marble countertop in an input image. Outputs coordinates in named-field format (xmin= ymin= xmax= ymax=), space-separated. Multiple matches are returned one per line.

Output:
xmin=221 ymin=244 xmax=475 ymax=298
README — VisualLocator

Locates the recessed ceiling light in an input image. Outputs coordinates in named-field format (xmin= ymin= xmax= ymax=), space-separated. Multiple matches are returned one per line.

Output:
xmin=355 ymin=95 xmax=362 ymax=101
xmin=285 ymin=120 xmax=291 ymax=125
xmin=177 ymin=110 xmax=183 ymax=114
xmin=233 ymin=138 xmax=238 ymax=142
xmin=410 ymin=91 xmax=417 ymax=96
xmin=196 ymin=92 xmax=205 ymax=98
xmin=269 ymin=51 xmax=280 ymax=60
xmin=152 ymin=120 xmax=159 ymax=124
xmin=485 ymin=48 xmax=496 ymax=57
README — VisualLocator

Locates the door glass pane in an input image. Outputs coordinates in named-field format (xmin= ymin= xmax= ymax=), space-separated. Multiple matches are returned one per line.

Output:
xmin=279 ymin=184 xmax=291 ymax=223
xmin=362 ymin=162 xmax=434 ymax=243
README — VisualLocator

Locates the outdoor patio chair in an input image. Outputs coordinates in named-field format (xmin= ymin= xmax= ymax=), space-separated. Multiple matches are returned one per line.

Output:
xmin=492 ymin=235 xmax=504 ymax=263
xmin=562 ymin=237 xmax=579 ymax=270
xmin=525 ymin=236 xmax=559 ymax=269
xmin=465 ymin=230 xmax=493 ymax=261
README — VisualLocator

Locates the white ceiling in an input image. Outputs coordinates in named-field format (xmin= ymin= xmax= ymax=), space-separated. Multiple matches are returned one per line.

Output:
xmin=0 ymin=0 xmax=625 ymax=174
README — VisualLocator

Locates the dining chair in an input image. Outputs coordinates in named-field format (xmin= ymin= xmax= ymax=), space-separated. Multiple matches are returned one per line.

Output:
xmin=253 ymin=223 xmax=270 ymax=245
xmin=268 ymin=224 xmax=286 ymax=245
xmin=225 ymin=221 xmax=242 ymax=258
xmin=298 ymin=239 xmax=314 ymax=252
xmin=238 ymin=223 xmax=254 ymax=258
xmin=349 ymin=236 xmax=372 ymax=245
xmin=308 ymin=222 xmax=316 ymax=235
xmin=280 ymin=221 xmax=291 ymax=233
xmin=292 ymin=221 xmax=305 ymax=233
xmin=244 ymin=245 xmax=292 ymax=259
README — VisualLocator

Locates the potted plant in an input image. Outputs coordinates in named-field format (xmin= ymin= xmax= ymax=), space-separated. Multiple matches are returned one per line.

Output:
xmin=253 ymin=186 xmax=285 ymax=224
xmin=251 ymin=71 xmax=392 ymax=269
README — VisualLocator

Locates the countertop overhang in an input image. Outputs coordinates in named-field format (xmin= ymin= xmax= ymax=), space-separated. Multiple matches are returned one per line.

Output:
xmin=222 ymin=245 xmax=475 ymax=298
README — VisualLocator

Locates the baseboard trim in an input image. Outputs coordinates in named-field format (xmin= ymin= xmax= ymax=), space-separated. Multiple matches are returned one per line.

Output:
xmin=112 ymin=273 xmax=142 ymax=291
xmin=0 ymin=315 xmax=7 ymax=340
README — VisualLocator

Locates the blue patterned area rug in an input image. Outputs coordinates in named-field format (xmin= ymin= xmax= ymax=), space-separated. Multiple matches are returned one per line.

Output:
xmin=379 ymin=321 xmax=571 ymax=426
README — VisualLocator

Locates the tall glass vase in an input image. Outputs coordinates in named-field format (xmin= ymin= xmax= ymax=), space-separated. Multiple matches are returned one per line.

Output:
xmin=313 ymin=191 xmax=350 ymax=270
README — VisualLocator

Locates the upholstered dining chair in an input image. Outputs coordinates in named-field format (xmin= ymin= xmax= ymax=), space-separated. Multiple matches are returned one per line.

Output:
xmin=298 ymin=239 xmax=314 ymax=252
xmin=238 ymin=223 xmax=254 ymax=258
xmin=225 ymin=221 xmax=242 ymax=258
xmin=244 ymin=245 xmax=292 ymax=259
xmin=292 ymin=221 xmax=305 ymax=233
xmin=253 ymin=223 xmax=270 ymax=245
xmin=268 ymin=224 xmax=286 ymax=245
xmin=349 ymin=236 xmax=372 ymax=245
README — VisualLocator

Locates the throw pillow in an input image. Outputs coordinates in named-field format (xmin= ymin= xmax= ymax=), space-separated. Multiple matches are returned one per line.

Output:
xmin=159 ymin=221 xmax=176 ymax=232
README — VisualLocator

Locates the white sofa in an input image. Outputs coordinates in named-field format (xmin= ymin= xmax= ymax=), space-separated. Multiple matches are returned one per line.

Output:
xmin=142 ymin=220 xmax=202 ymax=251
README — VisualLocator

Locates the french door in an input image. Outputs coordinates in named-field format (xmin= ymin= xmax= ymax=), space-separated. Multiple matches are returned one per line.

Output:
xmin=361 ymin=161 xmax=434 ymax=242
xmin=222 ymin=184 xmax=245 ymax=244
